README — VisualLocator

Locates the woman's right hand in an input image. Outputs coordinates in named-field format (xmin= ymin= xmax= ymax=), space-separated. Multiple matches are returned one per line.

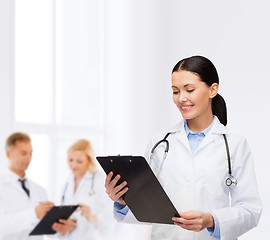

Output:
xmin=105 ymin=172 xmax=128 ymax=206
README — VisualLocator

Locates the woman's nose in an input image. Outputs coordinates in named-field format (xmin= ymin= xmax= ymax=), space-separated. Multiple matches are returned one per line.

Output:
xmin=178 ymin=93 xmax=187 ymax=102
xmin=70 ymin=162 xmax=76 ymax=168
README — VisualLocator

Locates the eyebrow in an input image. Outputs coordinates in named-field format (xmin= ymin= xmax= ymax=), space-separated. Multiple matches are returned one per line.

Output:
xmin=184 ymin=83 xmax=196 ymax=87
xmin=172 ymin=83 xmax=196 ymax=88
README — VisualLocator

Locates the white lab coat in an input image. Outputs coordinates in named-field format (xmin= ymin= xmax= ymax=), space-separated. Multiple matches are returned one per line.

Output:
xmin=0 ymin=168 xmax=48 ymax=240
xmin=60 ymin=170 xmax=116 ymax=240
xmin=123 ymin=117 xmax=262 ymax=240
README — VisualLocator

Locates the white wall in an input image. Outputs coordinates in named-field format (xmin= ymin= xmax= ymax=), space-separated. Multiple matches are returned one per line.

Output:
xmin=104 ymin=0 xmax=269 ymax=239
xmin=0 ymin=0 xmax=14 ymax=167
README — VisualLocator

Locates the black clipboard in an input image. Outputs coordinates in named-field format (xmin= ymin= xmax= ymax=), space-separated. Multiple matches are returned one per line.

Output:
xmin=29 ymin=205 xmax=78 ymax=235
xmin=97 ymin=155 xmax=180 ymax=224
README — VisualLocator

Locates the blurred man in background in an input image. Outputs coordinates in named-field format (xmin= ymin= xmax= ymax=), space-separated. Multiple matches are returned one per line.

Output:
xmin=0 ymin=132 xmax=54 ymax=240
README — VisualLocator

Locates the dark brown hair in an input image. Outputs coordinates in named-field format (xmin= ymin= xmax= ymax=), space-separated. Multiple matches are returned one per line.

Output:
xmin=172 ymin=55 xmax=227 ymax=126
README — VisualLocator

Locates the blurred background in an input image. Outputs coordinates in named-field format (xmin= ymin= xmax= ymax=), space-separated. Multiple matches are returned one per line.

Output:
xmin=0 ymin=0 xmax=269 ymax=239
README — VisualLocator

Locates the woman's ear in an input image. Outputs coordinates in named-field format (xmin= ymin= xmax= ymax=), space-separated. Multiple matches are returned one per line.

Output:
xmin=209 ymin=83 xmax=219 ymax=99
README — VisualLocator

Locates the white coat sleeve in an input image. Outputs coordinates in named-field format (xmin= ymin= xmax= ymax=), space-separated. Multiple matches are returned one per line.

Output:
xmin=0 ymin=182 xmax=48 ymax=237
xmin=212 ymin=138 xmax=262 ymax=240
xmin=0 ymin=207 xmax=38 ymax=236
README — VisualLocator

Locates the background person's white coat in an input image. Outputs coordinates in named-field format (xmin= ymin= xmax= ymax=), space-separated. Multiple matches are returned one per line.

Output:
xmin=60 ymin=170 xmax=117 ymax=240
xmin=0 ymin=169 xmax=48 ymax=240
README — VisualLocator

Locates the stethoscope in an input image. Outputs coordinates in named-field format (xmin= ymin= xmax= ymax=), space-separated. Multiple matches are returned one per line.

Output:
xmin=149 ymin=133 xmax=237 ymax=188
xmin=61 ymin=173 xmax=96 ymax=203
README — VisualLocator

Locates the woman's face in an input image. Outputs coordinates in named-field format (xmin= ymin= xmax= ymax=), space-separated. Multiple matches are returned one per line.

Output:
xmin=68 ymin=150 xmax=89 ymax=178
xmin=172 ymin=70 xmax=217 ymax=121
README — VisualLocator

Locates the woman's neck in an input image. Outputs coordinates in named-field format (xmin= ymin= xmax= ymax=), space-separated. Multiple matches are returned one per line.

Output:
xmin=74 ymin=173 xmax=85 ymax=193
xmin=187 ymin=113 xmax=214 ymax=133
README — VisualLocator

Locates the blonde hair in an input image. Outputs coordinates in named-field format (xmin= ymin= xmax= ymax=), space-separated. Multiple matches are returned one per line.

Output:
xmin=67 ymin=139 xmax=96 ymax=174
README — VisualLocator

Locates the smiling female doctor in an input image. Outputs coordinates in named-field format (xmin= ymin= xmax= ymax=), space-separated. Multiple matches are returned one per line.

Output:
xmin=105 ymin=56 xmax=262 ymax=240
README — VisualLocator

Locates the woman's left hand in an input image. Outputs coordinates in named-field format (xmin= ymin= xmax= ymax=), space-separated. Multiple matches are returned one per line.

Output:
xmin=52 ymin=218 xmax=77 ymax=235
xmin=172 ymin=210 xmax=214 ymax=232
xmin=79 ymin=204 xmax=98 ymax=227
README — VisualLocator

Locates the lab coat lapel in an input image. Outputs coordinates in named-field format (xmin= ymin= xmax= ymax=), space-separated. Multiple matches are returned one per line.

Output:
xmin=194 ymin=117 xmax=228 ymax=154
xmin=74 ymin=172 xmax=91 ymax=198
xmin=177 ymin=130 xmax=192 ymax=154
xmin=169 ymin=120 xmax=192 ymax=154
xmin=194 ymin=132 xmax=215 ymax=154
xmin=2 ymin=169 xmax=31 ymax=202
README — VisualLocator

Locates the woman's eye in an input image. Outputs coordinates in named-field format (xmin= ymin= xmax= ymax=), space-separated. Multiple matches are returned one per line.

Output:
xmin=173 ymin=91 xmax=179 ymax=95
xmin=187 ymin=89 xmax=194 ymax=93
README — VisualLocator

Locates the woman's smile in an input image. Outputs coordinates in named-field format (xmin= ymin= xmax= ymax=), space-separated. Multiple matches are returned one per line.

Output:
xmin=180 ymin=105 xmax=194 ymax=112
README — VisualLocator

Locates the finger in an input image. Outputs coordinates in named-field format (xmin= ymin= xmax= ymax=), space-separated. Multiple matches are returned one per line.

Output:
xmin=109 ymin=174 xmax=121 ymax=188
xmin=70 ymin=218 xmax=77 ymax=224
xmin=52 ymin=223 xmax=62 ymax=231
xmin=110 ymin=187 xmax=128 ymax=201
xmin=113 ymin=181 xmax=128 ymax=194
xmin=41 ymin=204 xmax=54 ymax=211
xmin=175 ymin=222 xmax=201 ymax=232
xmin=42 ymin=201 xmax=54 ymax=206
xmin=173 ymin=217 xmax=204 ymax=232
xmin=174 ymin=221 xmax=192 ymax=229
xmin=180 ymin=211 xmax=200 ymax=220
xmin=69 ymin=219 xmax=77 ymax=228
xmin=43 ymin=206 xmax=53 ymax=212
xmin=105 ymin=172 xmax=113 ymax=188
xmin=78 ymin=203 xmax=85 ymax=208
xmin=172 ymin=217 xmax=186 ymax=224
xmin=51 ymin=223 xmax=58 ymax=230
xmin=58 ymin=219 xmax=68 ymax=224
xmin=173 ymin=216 xmax=200 ymax=224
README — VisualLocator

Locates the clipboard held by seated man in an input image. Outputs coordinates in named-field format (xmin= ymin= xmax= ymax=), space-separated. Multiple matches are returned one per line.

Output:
xmin=29 ymin=205 xmax=78 ymax=235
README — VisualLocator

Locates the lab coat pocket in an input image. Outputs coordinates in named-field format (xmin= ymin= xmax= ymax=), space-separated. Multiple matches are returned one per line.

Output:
xmin=202 ymin=169 xmax=230 ymax=209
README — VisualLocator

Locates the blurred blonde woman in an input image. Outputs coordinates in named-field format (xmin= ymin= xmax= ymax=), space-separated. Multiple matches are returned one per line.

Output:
xmin=53 ymin=139 xmax=114 ymax=239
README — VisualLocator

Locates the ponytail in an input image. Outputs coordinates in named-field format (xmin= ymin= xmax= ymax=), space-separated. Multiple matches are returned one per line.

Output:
xmin=212 ymin=93 xmax=227 ymax=126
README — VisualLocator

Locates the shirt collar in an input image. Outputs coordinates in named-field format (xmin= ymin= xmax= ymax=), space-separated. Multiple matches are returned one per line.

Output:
xmin=2 ymin=168 xmax=28 ymax=184
xmin=167 ymin=115 xmax=228 ymax=135
xmin=184 ymin=116 xmax=216 ymax=136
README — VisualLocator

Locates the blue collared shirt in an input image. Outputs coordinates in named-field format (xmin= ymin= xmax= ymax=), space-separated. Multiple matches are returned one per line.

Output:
xmin=184 ymin=117 xmax=220 ymax=239
xmin=114 ymin=117 xmax=220 ymax=239
xmin=184 ymin=118 xmax=214 ymax=154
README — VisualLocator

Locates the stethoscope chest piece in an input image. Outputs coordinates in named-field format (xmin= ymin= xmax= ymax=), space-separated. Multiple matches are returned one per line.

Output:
xmin=226 ymin=175 xmax=237 ymax=188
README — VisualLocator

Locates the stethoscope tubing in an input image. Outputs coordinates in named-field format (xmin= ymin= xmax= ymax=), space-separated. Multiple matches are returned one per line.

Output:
xmin=61 ymin=173 xmax=96 ymax=203
xmin=150 ymin=133 xmax=237 ymax=188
